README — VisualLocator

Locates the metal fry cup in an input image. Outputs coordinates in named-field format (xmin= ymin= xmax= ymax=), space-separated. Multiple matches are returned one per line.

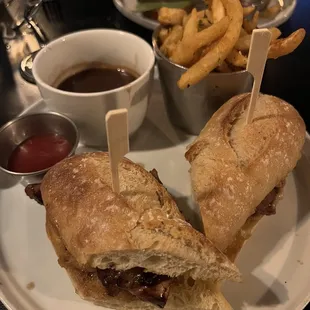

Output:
xmin=152 ymin=27 xmax=254 ymax=135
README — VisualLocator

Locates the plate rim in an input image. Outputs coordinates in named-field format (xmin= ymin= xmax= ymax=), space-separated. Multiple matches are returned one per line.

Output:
xmin=257 ymin=0 xmax=297 ymax=29
xmin=113 ymin=0 xmax=158 ymax=30
xmin=0 ymin=271 xmax=29 ymax=310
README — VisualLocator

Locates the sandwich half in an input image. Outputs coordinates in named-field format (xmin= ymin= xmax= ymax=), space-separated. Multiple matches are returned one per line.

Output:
xmin=37 ymin=152 xmax=240 ymax=309
xmin=185 ymin=93 xmax=306 ymax=260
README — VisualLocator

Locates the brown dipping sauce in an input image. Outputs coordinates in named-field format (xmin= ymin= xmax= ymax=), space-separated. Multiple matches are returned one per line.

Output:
xmin=55 ymin=63 xmax=139 ymax=93
xmin=7 ymin=134 xmax=72 ymax=173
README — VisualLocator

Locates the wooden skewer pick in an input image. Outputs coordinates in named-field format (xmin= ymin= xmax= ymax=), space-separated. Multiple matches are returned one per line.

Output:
xmin=105 ymin=109 xmax=129 ymax=194
xmin=246 ymin=29 xmax=272 ymax=124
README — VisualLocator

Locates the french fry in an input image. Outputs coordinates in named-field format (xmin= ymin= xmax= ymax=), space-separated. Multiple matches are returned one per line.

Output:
xmin=240 ymin=27 xmax=248 ymax=37
xmin=269 ymin=27 xmax=282 ymax=41
xmin=183 ymin=9 xmax=207 ymax=26
xmin=158 ymin=28 xmax=170 ymax=44
xmin=197 ymin=10 xmax=207 ymax=19
xmin=211 ymin=0 xmax=225 ymax=23
xmin=178 ymin=0 xmax=243 ymax=89
xmin=268 ymin=28 xmax=306 ymax=59
xmin=200 ymin=39 xmax=221 ymax=58
xmin=182 ymin=13 xmax=190 ymax=26
xmin=171 ymin=16 xmax=230 ymax=66
xmin=216 ymin=61 xmax=232 ymax=73
xmin=156 ymin=0 xmax=305 ymax=86
xmin=166 ymin=43 xmax=178 ymax=58
xmin=243 ymin=5 xmax=255 ymax=17
xmin=260 ymin=3 xmax=281 ymax=19
xmin=235 ymin=34 xmax=251 ymax=52
xmin=235 ymin=27 xmax=281 ymax=52
xmin=158 ymin=7 xmax=186 ymax=26
xmin=182 ymin=8 xmax=198 ymax=42
xmin=187 ymin=47 xmax=205 ymax=67
xmin=160 ymin=25 xmax=183 ymax=57
xmin=243 ymin=11 xmax=259 ymax=34
xmin=198 ymin=17 xmax=211 ymax=31
xmin=198 ymin=10 xmax=211 ymax=31
xmin=160 ymin=42 xmax=176 ymax=58
xmin=205 ymin=9 xmax=214 ymax=24
xmin=226 ymin=48 xmax=248 ymax=68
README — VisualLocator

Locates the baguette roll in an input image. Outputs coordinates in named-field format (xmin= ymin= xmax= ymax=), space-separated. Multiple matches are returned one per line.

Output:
xmin=186 ymin=93 xmax=306 ymax=252
xmin=41 ymin=152 xmax=240 ymax=309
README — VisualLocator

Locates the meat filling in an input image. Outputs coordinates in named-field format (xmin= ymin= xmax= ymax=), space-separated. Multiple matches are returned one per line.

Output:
xmin=255 ymin=181 xmax=285 ymax=216
xmin=150 ymin=169 xmax=163 ymax=185
xmin=97 ymin=267 xmax=172 ymax=308
xmin=25 ymin=183 xmax=43 ymax=205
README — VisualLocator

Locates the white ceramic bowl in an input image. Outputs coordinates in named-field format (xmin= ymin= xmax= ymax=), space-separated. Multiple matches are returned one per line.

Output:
xmin=33 ymin=29 xmax=155 ymax=147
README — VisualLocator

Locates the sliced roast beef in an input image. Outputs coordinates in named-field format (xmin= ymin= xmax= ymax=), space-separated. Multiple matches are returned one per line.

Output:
xmin=150 ymin=169 xmax=163 ymax=185
xmin=97 ymin=267 xmax=172 ymax=308
xmin=25 ymin=183 xmax=43 ymax=205
xmin=255 ymin=181 xmax=285 ymax=216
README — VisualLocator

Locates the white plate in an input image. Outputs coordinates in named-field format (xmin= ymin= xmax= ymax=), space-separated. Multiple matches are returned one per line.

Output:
xmin=0 ymin=81 xmax=310 ymax=310
xmin=258 ymin=0 xmax=297 ymax=28
xmin=113 ymin=0 xmax=297 ymax=30
xmin=113 ymin=0 xmax=158 ymax=31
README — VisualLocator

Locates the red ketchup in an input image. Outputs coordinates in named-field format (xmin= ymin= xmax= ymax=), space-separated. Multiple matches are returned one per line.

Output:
xmin=7 ymin=134 xmax=72 ymax=173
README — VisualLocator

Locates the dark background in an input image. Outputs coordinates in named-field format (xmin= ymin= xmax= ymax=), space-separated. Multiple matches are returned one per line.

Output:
xmin=37 ymin=0 xmax=310 ymax=129
xmin=1 ymin=0 xmax=309 ymax=128
xmin=0 ymin=0 xmax=309 ymax=309
xmin=261 ymin=0 xmax=310 ymax=130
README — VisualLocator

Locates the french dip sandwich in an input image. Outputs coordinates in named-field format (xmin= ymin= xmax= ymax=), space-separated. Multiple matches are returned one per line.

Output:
xmin=186 ymin=93 xmax=306 ymax=261
xmin=34 ymin=152 xmax=241 ymax=309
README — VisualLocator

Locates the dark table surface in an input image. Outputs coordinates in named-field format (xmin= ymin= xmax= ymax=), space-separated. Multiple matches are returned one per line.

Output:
xmin=0 ymin=0 xmax=309 ymax=309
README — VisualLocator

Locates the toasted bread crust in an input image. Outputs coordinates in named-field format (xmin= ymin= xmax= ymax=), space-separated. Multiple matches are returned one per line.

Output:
xmin=186 ymin=93 xmax=306 ymax=251
xmin=43 ymin=153 xmax=238 ymax=309
xmin=46 ymin=218 xmax=151 ymax=309
xmin=41 ymin=152 xmax=240 ymax=282
xmin=46 ymin=218 xmax=232 ymax=310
